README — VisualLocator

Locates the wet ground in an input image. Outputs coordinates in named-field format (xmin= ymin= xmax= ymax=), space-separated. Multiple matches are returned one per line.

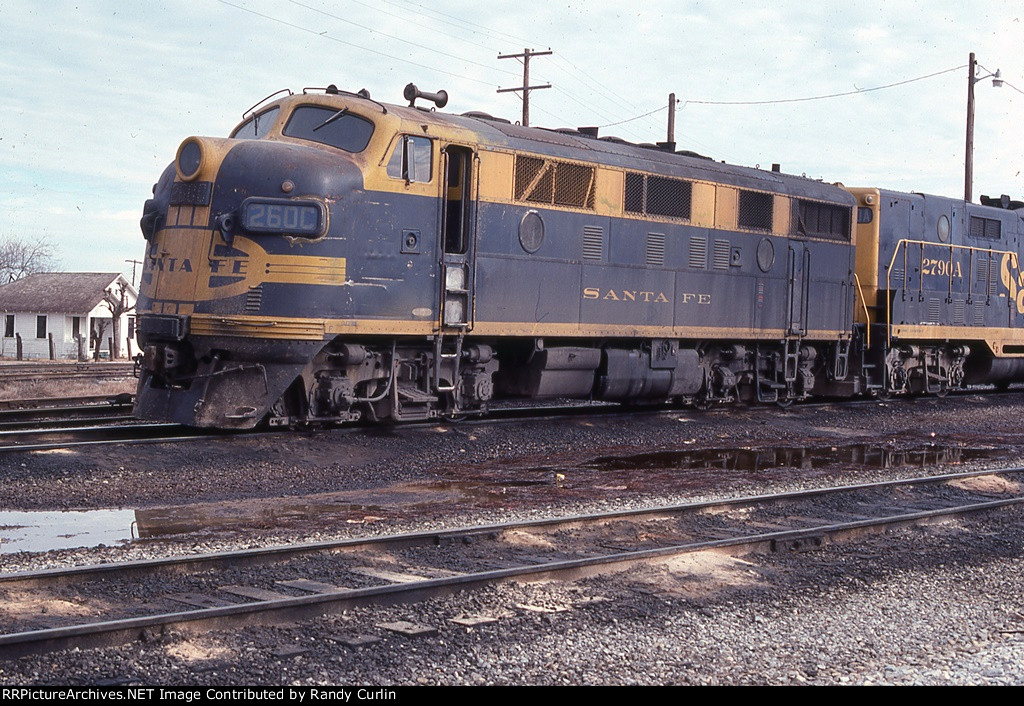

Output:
xmin=3 ymin=393 xmax=1024 ymax=556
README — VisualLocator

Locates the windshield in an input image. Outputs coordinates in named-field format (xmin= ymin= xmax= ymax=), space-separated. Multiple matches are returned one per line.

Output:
xmin=231 ymin=107 xmax=280 ymax=139
xmin=282 ymin=105 xmax=375 ymax=153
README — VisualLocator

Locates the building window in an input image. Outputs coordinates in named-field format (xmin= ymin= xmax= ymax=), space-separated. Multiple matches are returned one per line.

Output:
xmin=72 ymin=316 xmax=81 ymax=339
xmin=4 ymin=315 xmax=13 ymax=338
xmin=127 ymin=316 xmax=136 ymax=339
xmin=36 ymin=315 xmax=47 ymax=339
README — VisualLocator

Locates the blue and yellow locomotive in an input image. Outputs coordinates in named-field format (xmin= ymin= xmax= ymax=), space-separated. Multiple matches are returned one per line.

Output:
xmin=135 ymin=84 xmax=1024 ymax=428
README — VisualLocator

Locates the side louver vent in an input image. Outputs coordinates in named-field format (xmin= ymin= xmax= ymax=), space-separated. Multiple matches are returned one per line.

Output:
xmin=689 ymin=235 xmax=707 ymax=269
xmin=245 ymin=285 xmax=264 ymax=312
xmin=713 ymin=239 xmax=731 ymax=270
xmin=646 ymin=232 xmax=666 ymax=267
xmin=582 ymin=225 xmax=604 ymax=261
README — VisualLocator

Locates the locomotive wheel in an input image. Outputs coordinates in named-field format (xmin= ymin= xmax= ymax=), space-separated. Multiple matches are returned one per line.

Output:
xmin=694 ymin=396 xmax=714 ymax=411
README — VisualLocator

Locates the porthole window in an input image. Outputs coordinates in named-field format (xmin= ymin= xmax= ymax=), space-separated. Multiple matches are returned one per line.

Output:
xmin=937 ymin=214 xmax=950 ymax=242
xmin=519 ymin=211 xmax=545 ymax=253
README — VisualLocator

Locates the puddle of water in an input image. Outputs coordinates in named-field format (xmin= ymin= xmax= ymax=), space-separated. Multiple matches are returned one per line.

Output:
xmin=0 ymin=509 xmax=136 ymax=555
xmin=580 ymin=444 xmax=1002 ymax=473
xmin=0 ymin=481 xmax=500 ymax=555
xmin=0 ymin=443 xmax=1011 ymax=556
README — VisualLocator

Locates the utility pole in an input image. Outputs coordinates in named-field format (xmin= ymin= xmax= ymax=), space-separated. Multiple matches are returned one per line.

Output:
xmin=965 ymin=51 xmax=1003 ymax=203
xmin=497 ymin=48 xmax=552 ymax=126
xmin=965 ymin=52 xmax=977 ymax=203
xmin=124 ymin=258 xmax=143 ymax=288
xmin=667 ymin=93 xmax=676 ymax=145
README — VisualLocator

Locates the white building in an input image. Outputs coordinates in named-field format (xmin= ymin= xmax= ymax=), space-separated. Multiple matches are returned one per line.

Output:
xmin=0 ymin=273 xmax=138 ymax=360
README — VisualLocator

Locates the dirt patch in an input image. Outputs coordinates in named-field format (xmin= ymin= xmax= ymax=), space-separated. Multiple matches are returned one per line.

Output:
xmin=947 ymin=474 xmax=1022 ymax=495
xmin=0 ymin=595 xmax=96 ymax=620
xmin=629 ymin=551 xmax=765 ymax=598
xmin=501 ymin=529 xmax=558 ymax=549
xmin=165 ymin=641 xmax=234 ymax=664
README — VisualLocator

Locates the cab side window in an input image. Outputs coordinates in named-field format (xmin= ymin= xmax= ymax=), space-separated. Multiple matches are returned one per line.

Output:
xmin=387 ymin=136 xmax=433 ymax=183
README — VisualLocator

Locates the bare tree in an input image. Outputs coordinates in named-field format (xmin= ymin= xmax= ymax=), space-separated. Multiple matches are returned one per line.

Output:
xmin=0 ymin=235 xmax=58 ymax=282
xmin=91 ymin=318 xmax=108 ymax=361
xmin=103 ymin=280 xmax=136 ymax=359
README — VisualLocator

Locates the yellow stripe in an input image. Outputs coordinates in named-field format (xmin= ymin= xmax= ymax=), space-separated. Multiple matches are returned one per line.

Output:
xmin=189 ymin=315 xmax=326 ymax=340
xmin=186 ymin=313 xmax=848 ymax=342
xmin=890 ymin=324 xmax=1024 ymax=357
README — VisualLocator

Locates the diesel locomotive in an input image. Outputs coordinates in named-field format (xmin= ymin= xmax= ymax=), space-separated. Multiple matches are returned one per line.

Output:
xmin=134 ymin=84 xmax=1024 ymax=428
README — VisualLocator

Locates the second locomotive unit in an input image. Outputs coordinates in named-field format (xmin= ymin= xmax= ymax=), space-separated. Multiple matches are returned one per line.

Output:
xmin=134 ymin=84 xmax=1024 ymax=428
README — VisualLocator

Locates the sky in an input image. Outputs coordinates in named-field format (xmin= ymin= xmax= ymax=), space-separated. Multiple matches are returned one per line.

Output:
xmin=1 ymin=0 xmax=1022 ymax=281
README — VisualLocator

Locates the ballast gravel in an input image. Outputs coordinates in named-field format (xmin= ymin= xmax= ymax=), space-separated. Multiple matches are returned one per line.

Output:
xmin=1 ymin=394 xmax=1023 ymax=685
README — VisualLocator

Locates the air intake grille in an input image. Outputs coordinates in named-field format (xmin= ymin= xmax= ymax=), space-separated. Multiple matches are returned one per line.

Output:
xmin=624 ymin=172 xmax=692 ymax=220
xmin=738 ymin=190 xmax=773 ymax=231
xmin=969 ymin=216 xmax=1001 ymax=240
xmin=795 ymin=199 xmax=851 ymax=240
xmin=515 ymin=156 xmax=596 ymax=210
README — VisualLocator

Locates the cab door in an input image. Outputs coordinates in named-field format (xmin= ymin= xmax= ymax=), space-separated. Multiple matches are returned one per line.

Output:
xmin=787 ymin=243 xmax=810 ymax=336
xmin=439 ymin=145 xmax=477 ymax=330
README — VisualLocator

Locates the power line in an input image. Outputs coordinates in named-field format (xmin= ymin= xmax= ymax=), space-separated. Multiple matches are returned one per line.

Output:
xmin=598 ymin=64 xmax=971 ymax=128
xmin=348 ymin=0 xmax=653 ymax=132
xmin=391 ymin=0 xmax=539 ymax=47
xmin=684 ymin=64 xmax=967 ymax=107
xmin=286 ymin=0 xmax=522 ymax=79
xmin=599 ymin=104 xmax=670 ymax=128
xmin=214 ymin=0 xmax=496 ymax=87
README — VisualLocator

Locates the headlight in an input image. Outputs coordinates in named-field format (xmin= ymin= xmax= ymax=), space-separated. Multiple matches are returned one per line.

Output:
xmin=175 ymin=138 xmax=204 ymax=181
xmin=240 ymin=197 xmax=327 ymax=238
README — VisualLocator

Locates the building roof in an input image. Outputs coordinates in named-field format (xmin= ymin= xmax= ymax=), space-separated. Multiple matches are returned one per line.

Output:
xmin=0 ymin=273 xmax=134 ymax=313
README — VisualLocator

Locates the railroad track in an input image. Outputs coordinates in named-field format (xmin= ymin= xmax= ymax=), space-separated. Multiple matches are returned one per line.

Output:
xmin=0 ymin=422 xmax=229 ymax=451
xmin=0 ymin=362 xmax=136 ymax=383
xmin=0 ymin=399 xmax=136 ymax=431
xmin=0 ymin=385 xmax=1012 ymax=452
xmin=2 ymin=467 xmax=1021 ymax=659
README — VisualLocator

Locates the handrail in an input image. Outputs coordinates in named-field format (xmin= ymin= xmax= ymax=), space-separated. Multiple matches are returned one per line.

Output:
xmin=853 ymin=273 xmax=872 ymax=349
xmin=885 ymin=238 xmax=1014 ymax=344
